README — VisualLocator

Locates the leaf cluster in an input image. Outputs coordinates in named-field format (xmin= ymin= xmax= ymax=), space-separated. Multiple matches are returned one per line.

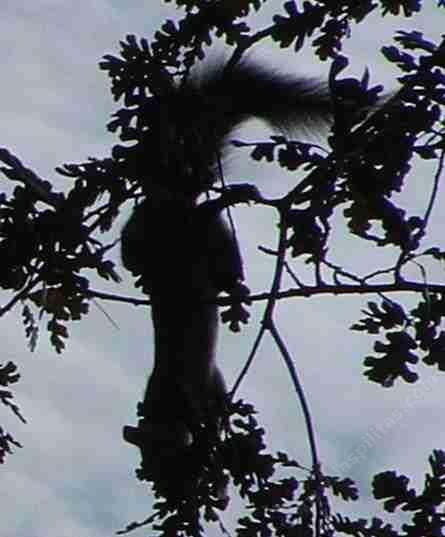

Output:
xmin=121 ymin=400 xmax=359 ymax=537
xmin=0 ymin=151 xmax=126 ymax=350
xmin=334 ymin=450 xmax=445 ymax=536
xmin=353 ymin=291 xmax=445 ymax=386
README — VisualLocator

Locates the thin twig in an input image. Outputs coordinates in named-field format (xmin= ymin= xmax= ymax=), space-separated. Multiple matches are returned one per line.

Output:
xmin=91 ymin=298 xmax=120 ymax=330
xmin=86 ymin=289 xmax=150 ymax=307
xmin=85 ymin=279 xmax=445 ymax=310
xmin=363 ymin=266 xmax=397 ymax=282
xmin=116 ymin=511 xmax=160 ymax=535
xmin=424 ymin=148 xmax=445 ymax=227
xmin=268 ymin=320 xmax=322 ymax=536
xmin=215 ymin=146 xmax=239 ymax=252
xmin=284 ymin=261 xmax=307 ymax=288
xmin=230 ymin=325 xmax=266 ymax=398
xmin=0 ymin=148 xmax=62 ymax=208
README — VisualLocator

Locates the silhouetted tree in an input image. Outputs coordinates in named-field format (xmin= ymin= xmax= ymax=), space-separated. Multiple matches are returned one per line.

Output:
xmin=1 ymin=1 xmax=445 ymax=536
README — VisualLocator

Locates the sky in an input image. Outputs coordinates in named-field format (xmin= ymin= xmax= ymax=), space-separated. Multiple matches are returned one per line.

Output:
xmin=1 ymin=2 xmax=445 ymax=536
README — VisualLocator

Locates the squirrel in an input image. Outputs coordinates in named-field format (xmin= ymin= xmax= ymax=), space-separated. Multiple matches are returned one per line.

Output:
xmin=120 ymin=58 xmax=331 ymax=498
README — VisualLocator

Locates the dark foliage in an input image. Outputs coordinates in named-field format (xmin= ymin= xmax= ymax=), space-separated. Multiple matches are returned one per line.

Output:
xmin=0 ymin=361 xmax=23 ymax=463
xmin=334 ymin=450 xmax=445 ymax=536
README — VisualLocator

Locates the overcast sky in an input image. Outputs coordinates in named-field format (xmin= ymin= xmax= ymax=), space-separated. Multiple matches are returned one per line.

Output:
xmin=1 ymin=3 xmax=445 ymax=537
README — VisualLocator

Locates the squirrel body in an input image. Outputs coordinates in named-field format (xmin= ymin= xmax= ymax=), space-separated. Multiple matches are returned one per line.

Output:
xmin=122 ymin=195 xmax=242 ymax=435
xmin=120 ymin=59 xmax=331 ymax=494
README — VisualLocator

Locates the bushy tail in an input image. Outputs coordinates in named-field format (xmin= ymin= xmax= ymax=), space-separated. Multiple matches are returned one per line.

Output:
xmin=189 ymin=58 xmax=332 ymax=139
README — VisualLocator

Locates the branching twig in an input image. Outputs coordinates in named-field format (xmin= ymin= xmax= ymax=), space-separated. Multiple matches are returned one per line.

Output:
xmin=86 ymin=289 xmax=149 ymax=307
xmin=268 ymin=319 xmax=322 ymax=534
xmin=85 ymin=280 xmax=445 ymax=310
xmin=225 ymin=24 xmax=277 ymax=72
xmin=234 ymin=200 xmax=323 ymax=536
xmin=0 ymin=277 xmax=42 ymax=317
xmin=264 ymin=206 xmax=322 ymax=536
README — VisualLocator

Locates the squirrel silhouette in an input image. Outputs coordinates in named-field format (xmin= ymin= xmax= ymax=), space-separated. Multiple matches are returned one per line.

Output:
xmin=120 ymin=58 xmax=331 ymax=500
